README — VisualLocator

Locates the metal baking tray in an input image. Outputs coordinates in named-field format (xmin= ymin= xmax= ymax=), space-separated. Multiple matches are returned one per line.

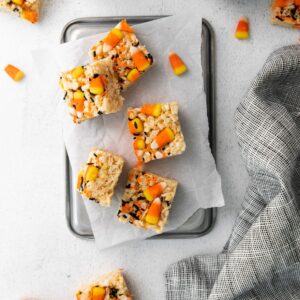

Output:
xmin=61 ymin=16 xmax=217 ymax=240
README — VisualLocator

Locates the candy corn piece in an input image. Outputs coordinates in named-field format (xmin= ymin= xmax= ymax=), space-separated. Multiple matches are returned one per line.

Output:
xmin=131 ymin=48 xmax=151 ymax=71
xmin=89 ymin=75 xmax=104 ymax=95
xmin=133 ymin=137 xmax=145 ymax=150
xmin=118 ymin=169 xmax=178 ymax=233
xmin=144 ymin=182 xmax=167 ymax=201
xmin=89 ymin=19 xmax=153 ymax=90
xmin=235 ymin=17 xmax=250 ymax=40
xmin=91 ymin=286 xmax=106 ymax=300
xmin=71 ymin=66 xmax=84 ymax=79
xmin=21 ymin=9 xmax=38 ymax=23
xmin=169 ymin=52 xmax=187 ymax=76
xmin=116 ymin=19 xmax=135 ymax=33
xmin=4 ymin=64 xmax=24 ymax=81
xmin=76 ymin=149 xmax=124 ymax=207
xmin=103 ymin=28 xmax=123 ymax=52
xmin=127 ymin=68 xmax=141 ymax=82
xmin=72 ymin=90 xmax=85 ymax=113
xmin=127 ymin=102 xmax=186 ymax=163
xmin=151 ymin=127 xmax=175 ymax=150
xmin=144 ymin=198 xmax=162 ymax=225
xmin=141 ymin=103 xmax=162 ymax=117
xmin=75 ymin=269 xmax=132 ymax=300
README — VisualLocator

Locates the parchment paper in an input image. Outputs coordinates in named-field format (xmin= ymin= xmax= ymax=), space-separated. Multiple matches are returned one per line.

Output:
xmin=31 ymin=15 xmax=224 ymax=250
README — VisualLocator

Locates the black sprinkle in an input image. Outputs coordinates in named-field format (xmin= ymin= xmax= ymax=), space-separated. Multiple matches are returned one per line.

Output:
xmin=93 ymin=153 xmax=97 ymax=158
xmin=87 ymin=162 xmax=93 ymax=165
xmin=115 ymin=54 xmax=119 ymax=58
xmin=111 ymin=55 xmax=115 ymax=60
xmin=98 ymin=111 xmax=103 ymax=115
xmin=13 ymin=7 xmax=19 ymax=12
xmin=93 ymin=74 xmax=99 ymax=79
xmin=128 ymin=117 xmax=133 ymax=121
xmin=126 ymin=184 xmax=131 ymax=188
xmin=93 ymin=51 xmax=96 ymax=58
xmin=89 ymin=198 xmax=96 ymax=201
xmin=133 ymin=133 xmax=140 ymax=136
xmin=72 ymin=105 xmax=76 ymax=109
xmin=129 ymin=212 xmax=138 ymax=219
xmin=63 ymin=92 xmax=67 ymax=100
xmin=147 ymin=53 xmax=154 ymax=64
xmin=119 ymin=77 xmax=124 ymax=83
xmin=134 ymin=122 xmax=138 ymax=129
xmin=276 ymin=16 xmax=284 ymax=21
xmin=137 ymin=196 xmax=145 ymax=200
xmin=90 ymin=98 xmax=95 ymax=103
xmin=133 ymin=41 xmax=140 ymax=47
xmin=141 ymin=171 xmax=146 ymax=175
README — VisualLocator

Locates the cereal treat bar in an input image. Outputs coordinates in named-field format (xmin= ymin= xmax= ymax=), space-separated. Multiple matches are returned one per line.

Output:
xmin=271 ymin=0 xmax=300 ymax=28
xmin=76 ymin=269 xmax=133 ymax=300
xmin=0 ymin=0 xmax=39 ymax=23
xmin=117 ymin=169 xmax=178 ymax=233
xmin=89 ymin=19 xmax=154 ymax=90
xmin=60 ymin=59 xmax=124 ymax=124
xmin=77 ymin=149 xmax=124 ymax=207
xmin=127 ymin=102 xmax=186 ymax=164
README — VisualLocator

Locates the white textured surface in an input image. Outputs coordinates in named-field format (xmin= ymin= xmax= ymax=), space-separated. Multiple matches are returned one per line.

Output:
xmin=0 ymin=1 xmax=298 ymax=299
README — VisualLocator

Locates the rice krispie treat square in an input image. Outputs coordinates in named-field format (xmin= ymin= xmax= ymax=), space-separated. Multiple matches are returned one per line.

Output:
xmin=77 ymin=149 xmax=124 ymax=207
xmin=60 ymin=58 xmax=124 ymax=124
xmin=117 ymin=169 xmax=178 ymax=233
xmin=271 ymin=0 xmax=300 ymax=28
xmin=0 ymin=0 xmax=39 ymax=23
xmin=89 ymin=19 xmax=154 ymax=90
xmin=127 ymin=102 xmax=186 ymax=164
xmin=76 ymin=269 xmax=132 ymax=300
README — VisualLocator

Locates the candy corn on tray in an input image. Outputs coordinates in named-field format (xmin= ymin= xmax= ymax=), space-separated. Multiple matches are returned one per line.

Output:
xmin=61 ymin=16 xmax=217 ymax=239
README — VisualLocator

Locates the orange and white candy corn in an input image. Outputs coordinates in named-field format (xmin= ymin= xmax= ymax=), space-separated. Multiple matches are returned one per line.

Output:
xmin=131 ymin=48 xmax=150 ymax=71
xmin=89 ymin=76 xmax=104 ymax=95
xmin=103 ymin=28 xmax=123 ymax=51
xmin=235 ymin=17 xmax=250 ymax=40
xmin=141 ymin=103 xmax=162 ymax=117
xmin=169 ymin=52 xmax=187 ymax=76
xmin=151 ymin=127 xmax=175 ymax=150
xmin=4 ymin=64 xmax=24 ymax=81
xmin=116 ymin=19 xmax=135 ymax=33
xmin=143 ymin=182 xmax=166 ymax=201
xmin=145 ymin=198 xmax=162 ymax=225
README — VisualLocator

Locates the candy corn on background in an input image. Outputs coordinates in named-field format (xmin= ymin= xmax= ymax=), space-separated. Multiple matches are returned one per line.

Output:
xmin=1 ymin=1 xmax=300 ymax=300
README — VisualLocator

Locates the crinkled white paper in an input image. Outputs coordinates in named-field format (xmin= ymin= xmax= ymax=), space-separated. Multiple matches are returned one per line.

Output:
xmin=32 ymin=15 xmax=224 ymax=250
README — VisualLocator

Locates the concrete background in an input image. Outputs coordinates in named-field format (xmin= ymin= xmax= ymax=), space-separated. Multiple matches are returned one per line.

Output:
xmin=0 ymin=1 xmax=298 ymax=299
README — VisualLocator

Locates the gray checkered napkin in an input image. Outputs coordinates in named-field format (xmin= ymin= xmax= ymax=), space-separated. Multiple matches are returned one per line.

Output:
xmin=165 ymin=45 xmax=300 ymax=299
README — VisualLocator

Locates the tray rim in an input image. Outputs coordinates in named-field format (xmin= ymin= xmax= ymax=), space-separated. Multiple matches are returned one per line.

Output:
xmin=61 ymin=16 xmax=217 ymax=240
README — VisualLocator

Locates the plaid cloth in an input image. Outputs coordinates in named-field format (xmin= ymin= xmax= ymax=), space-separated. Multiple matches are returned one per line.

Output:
xmin=165 ymin=45 xmax=300 ymax=299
